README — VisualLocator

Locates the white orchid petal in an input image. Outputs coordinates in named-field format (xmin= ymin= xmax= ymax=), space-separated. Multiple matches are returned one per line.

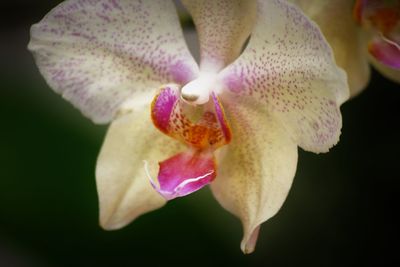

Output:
xmin=212 ymin=98 xmax=298 ymax=254
xmin=181 ymin=0 xmax=256 ymax=72
xmin=29 ymin=0 xmax=199 ymax=123
xmin=219 ymin=0 xmax=349 ymax=153
xmin=96 ymin=109 xmax=184 ymax=230
xmin=290 ymin=0 xmax=371 ymax=96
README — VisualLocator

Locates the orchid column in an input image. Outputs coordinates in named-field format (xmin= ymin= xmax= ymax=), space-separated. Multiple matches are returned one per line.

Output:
xmin=28 ymin=0 xmax=349 ymax=253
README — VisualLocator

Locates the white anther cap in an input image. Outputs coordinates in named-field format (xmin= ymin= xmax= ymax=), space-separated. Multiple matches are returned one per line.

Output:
xmin=181 ymin=73 xmax=217 ymax=105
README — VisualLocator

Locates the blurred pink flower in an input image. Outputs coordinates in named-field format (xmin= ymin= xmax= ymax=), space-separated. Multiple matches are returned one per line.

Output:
xmin=291 ymin=0 xmax=400 ymax=97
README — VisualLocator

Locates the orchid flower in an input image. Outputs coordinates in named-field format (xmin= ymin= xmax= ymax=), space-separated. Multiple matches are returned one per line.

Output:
xmin=290 ymin=0 xmax=400 ymax=97
xmin=28 ymin=0 xmax=348 ymax=253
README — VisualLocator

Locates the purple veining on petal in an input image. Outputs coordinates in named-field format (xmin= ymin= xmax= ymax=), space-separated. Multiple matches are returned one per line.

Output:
xmin=211 ymin=93 xmax=232 ymax=143
xmin=150 ymin=151 xmax=216 ymax=200
xmin=151 ymin=86 xmax=179 ymax=133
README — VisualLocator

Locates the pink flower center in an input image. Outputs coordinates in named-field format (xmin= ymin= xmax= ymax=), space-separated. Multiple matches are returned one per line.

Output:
xmin=148 ymin=84 xmax=231 ymax=200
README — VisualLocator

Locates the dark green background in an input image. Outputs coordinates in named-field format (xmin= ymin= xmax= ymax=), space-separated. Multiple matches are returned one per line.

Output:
xmin=1 ymin=1 xmax=399 ymax=266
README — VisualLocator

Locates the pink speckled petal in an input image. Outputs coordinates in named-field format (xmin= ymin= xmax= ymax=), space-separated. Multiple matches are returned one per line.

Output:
xmin=219 ymin=0 xmax=349 ymax=153
xmin=368 ymin=36 xmax=400 ymax=69
xmin=211 ymin=98 xmax=298 ymax=254
xmin=28 ymin=0 xmax=199 ymax=124
xmin=290 ymin=0 xmax=370 ymax=96
xmin=150 ymin=151 xmax=216 ymax=200
xmin=181 ymin=0 xmax=256 ymax=72
xmin=96 ymin=107 xmax=185 ymax=230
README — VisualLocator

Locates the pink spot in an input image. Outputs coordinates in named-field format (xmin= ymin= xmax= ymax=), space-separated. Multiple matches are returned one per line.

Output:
xmin=170 ymin=60 xmax=196 ymax=84
xmin=223 ymin=71 xmax=244 ymax=94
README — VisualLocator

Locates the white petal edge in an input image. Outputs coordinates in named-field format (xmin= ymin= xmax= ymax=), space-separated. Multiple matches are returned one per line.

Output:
xmin=181 ymin=0 xmax=256 ymax=72
xmin=289 ymin=0 xmax=371 ymax=97
xmin=218 ymin=0 xmax=349 ymax=153
xmin=28 ymin=0 xmax=199 ymax=123
xmin=96 ymin=108 xmax=184 ymax=230
xmin=212 ymin=97 xmax=298 ymax=253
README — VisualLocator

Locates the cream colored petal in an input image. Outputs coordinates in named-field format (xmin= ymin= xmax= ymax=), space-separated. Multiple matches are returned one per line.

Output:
xmin=369 ymin=55 xmax=400 ymax=84
xmin=96 ymin=108 xmax=184 ymax=230
xmin=290 ymin=0 xmax=371 ymax=96
xmin=181 ymin=0 xmax=256 ymax=72
xmin=212 ymin=98 xmax=298 ymax=253
xmin=29 ymin=0 xmax=199 ymax=123
xmin=219 ymin=0 xmax=349 ymax=153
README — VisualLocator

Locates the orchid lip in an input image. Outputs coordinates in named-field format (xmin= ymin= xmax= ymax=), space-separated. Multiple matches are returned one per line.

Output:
xmin=144 ymin=158 xmax=216 ymax=200
xmin=149 ymin=171 xmax=215 ymax=200
xmin=380 ymin=34 xmax=400 ymax=51
xmin=368 ymin=33 xmax=400 ymax=69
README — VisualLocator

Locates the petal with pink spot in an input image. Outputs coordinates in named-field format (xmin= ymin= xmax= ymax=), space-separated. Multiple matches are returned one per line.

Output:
xmin=218 ymin=0 xmax=348 ymax=153
xmin=29 ymin=0 xmax=199 ymax=123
